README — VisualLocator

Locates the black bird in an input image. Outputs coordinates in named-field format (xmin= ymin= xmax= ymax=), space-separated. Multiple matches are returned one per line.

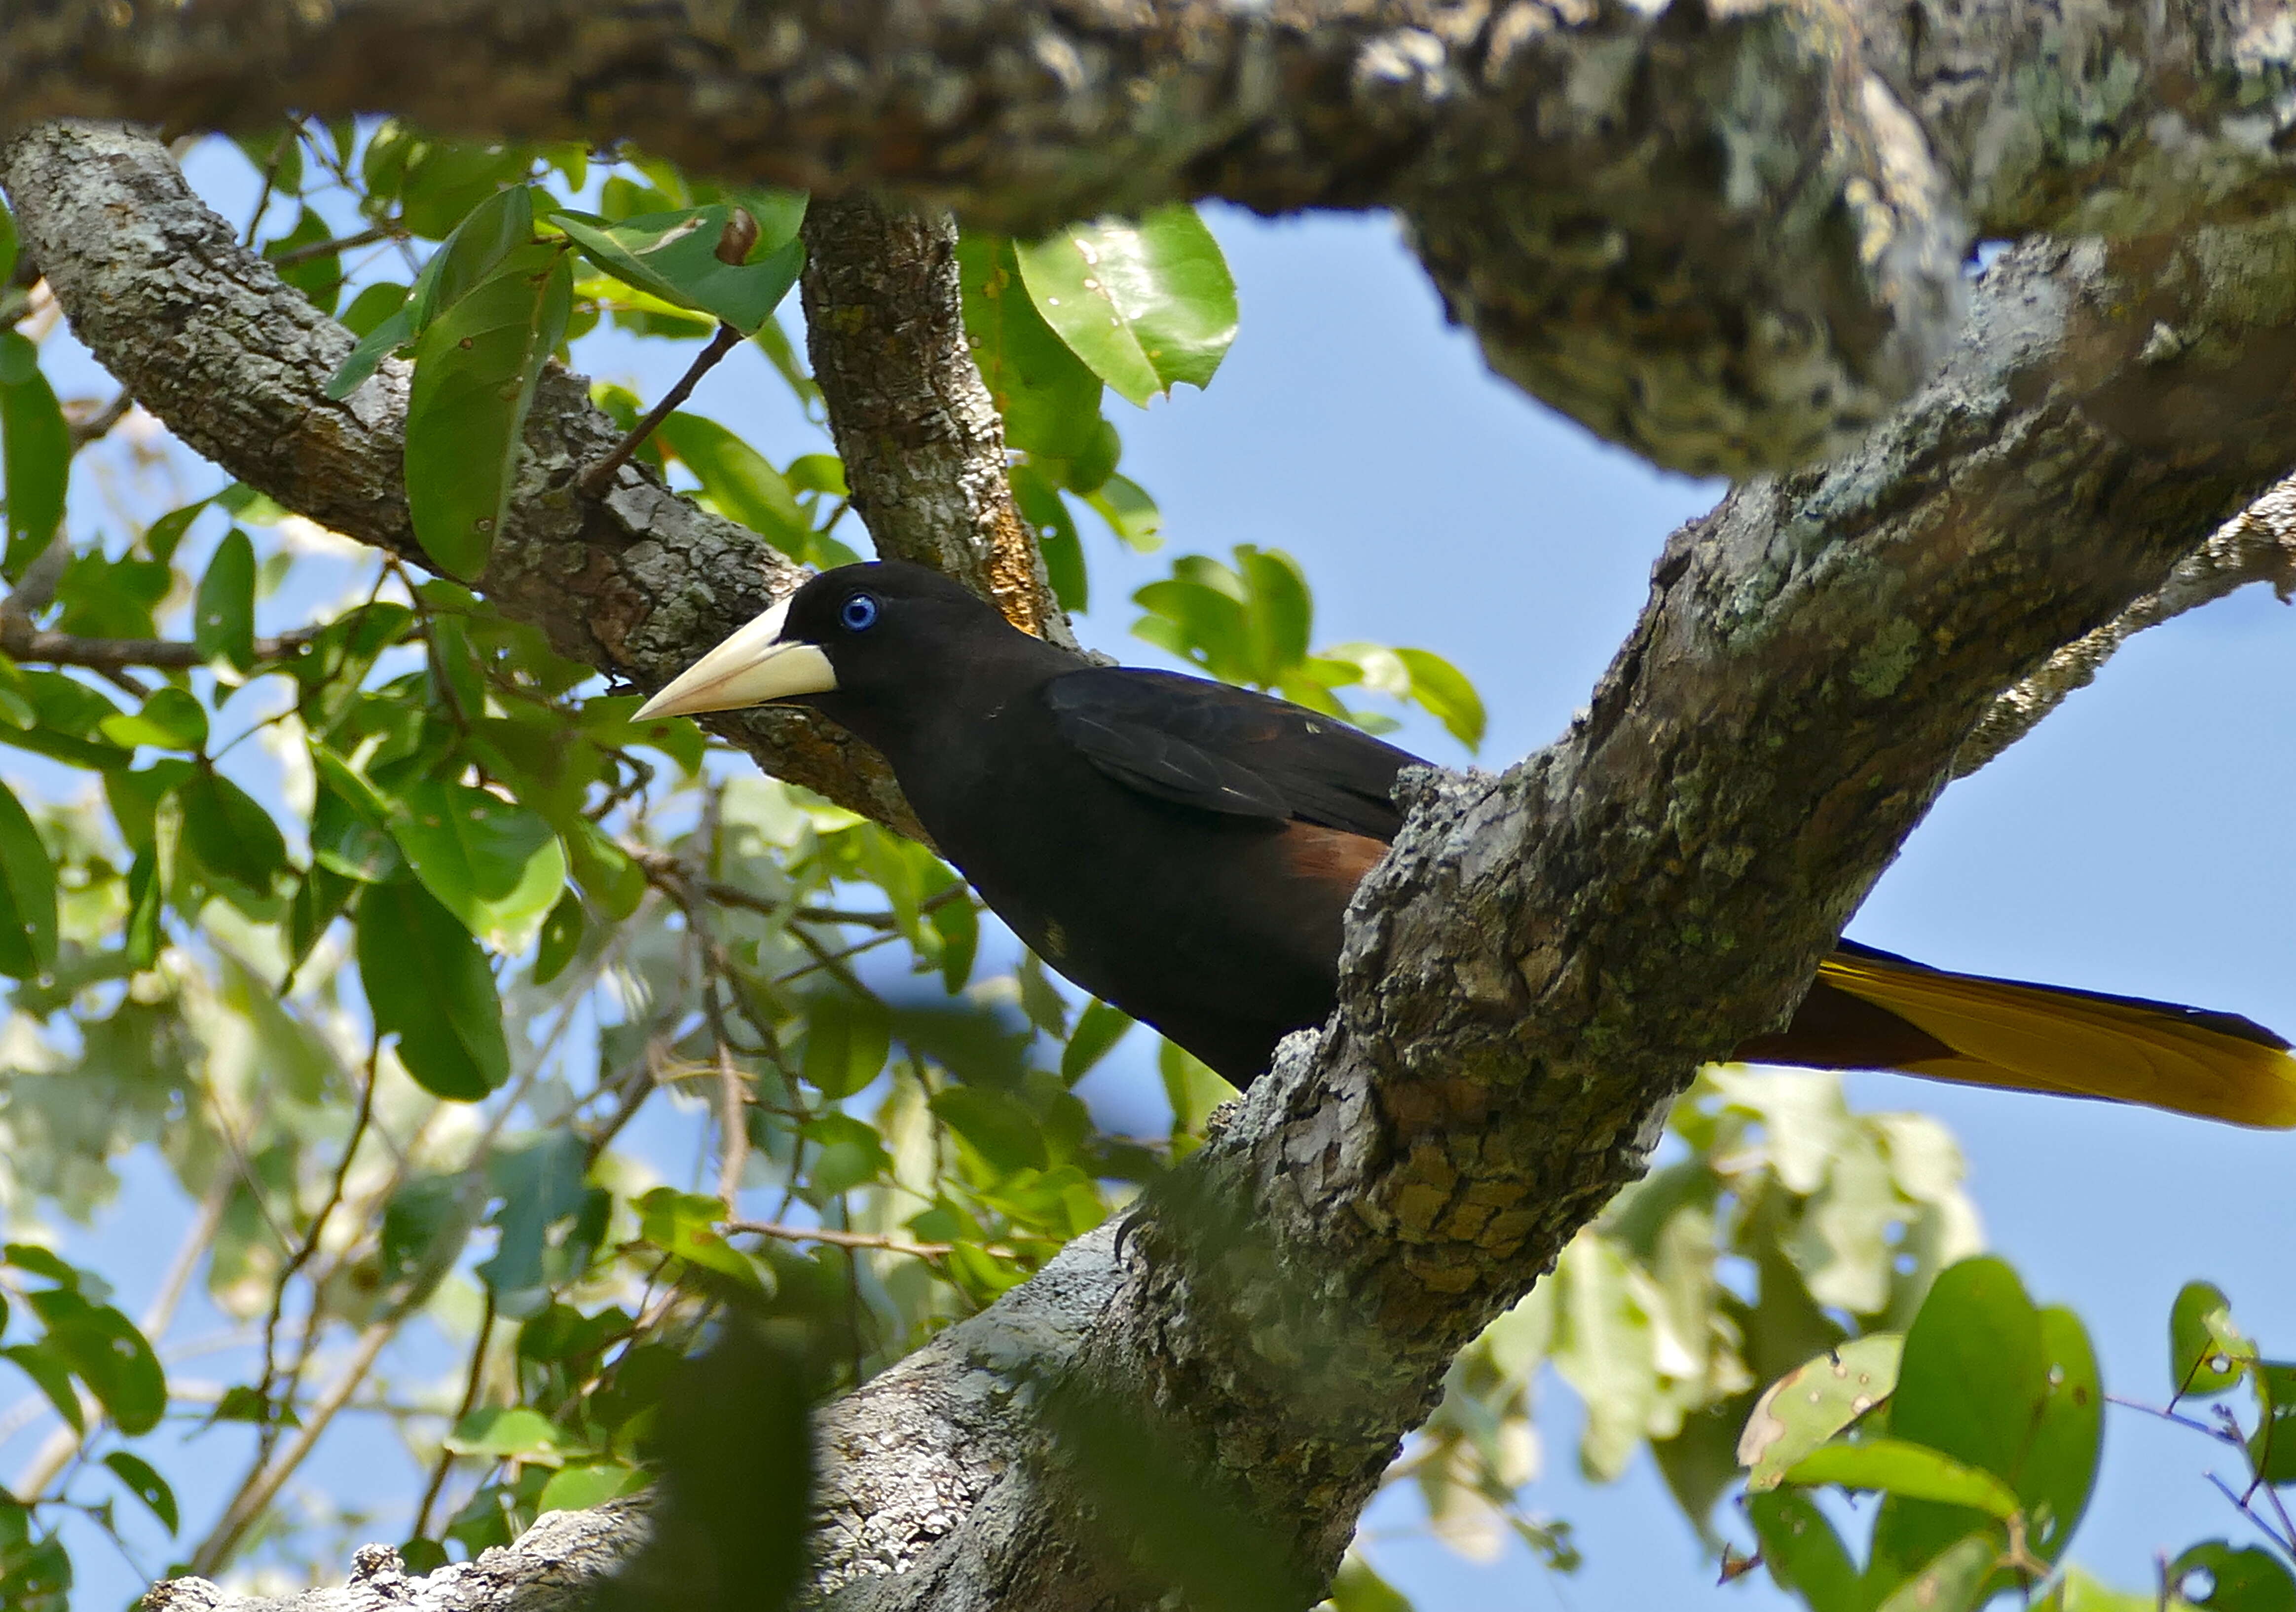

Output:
xmin=640 ymin=561 xmax=2296 ymax=1128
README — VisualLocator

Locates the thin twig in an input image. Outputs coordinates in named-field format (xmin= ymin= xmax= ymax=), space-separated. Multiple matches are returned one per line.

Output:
xmin=411 ymin=1288 xmax=497 ymax=1542
xmin=725 ymin=1219 xmax=956 ymax=1259
xmin=268 ymin=223 xmax=402 ymax=266
xmin=578 ymin=322 xmax=743 ymax=497
xmin=253 ymin=1045 xmax=379 ymax=1460
xmin=187 ymin=1312 xmax=403 ymax=1576
xmin=0 ymin=620 xmax=323 ymax=672
xmin=66 ymin=390 xmax=134 ymax=449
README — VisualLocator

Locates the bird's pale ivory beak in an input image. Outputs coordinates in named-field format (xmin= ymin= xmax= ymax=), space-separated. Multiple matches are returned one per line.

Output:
xmin=635 ymin=600 xmax=838 ymax=720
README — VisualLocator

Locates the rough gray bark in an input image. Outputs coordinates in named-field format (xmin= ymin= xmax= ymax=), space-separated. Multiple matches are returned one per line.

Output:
xmin=12 ymin=2 xmax=2296 ymax=477
xmin=798 ymin=196 xmax=1074 ymax=648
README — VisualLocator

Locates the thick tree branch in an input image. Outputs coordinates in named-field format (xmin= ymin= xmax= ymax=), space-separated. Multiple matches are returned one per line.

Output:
xmin=799 ymin=196 xmax=1074 ymax=648
xmin=13 ymin=3 xmax=2296 ymax=477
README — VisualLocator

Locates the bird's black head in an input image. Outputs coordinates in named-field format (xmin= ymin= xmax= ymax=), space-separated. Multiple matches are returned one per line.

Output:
xmin=636 ymin=561 xmax=1045 ymax=747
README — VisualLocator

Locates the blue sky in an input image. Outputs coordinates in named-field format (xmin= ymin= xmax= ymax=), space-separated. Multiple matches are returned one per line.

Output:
xmin=16 ymin=159 xmax=2296 ymax=1607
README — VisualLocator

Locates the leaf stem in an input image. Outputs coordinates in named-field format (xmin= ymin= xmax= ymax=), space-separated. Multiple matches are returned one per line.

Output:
xmin=578 ymin=321 xmax=742 ymax=497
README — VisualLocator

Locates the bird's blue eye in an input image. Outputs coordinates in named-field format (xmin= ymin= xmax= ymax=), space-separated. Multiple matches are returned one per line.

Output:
xmin=840 ymin=594 xmax=879 ymax=632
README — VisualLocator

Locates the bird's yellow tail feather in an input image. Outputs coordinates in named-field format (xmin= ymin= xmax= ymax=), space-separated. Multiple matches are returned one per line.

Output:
xmin=1812 ymin=948 xmax=2296 ymax=1129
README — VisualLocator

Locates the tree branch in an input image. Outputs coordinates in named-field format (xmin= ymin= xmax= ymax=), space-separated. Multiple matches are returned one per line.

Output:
xmin=14 ymin=4 xmax=2296 ymax=476
xmin=0 ymin=620 xmax=324 ymax=672
xmin=799 ymin=195 xmax=1073 ymax=648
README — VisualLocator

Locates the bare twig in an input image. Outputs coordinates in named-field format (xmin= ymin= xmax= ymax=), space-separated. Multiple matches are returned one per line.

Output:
xmin=0 ymin=619 xmax=323 ymax=672
xmin=577 ymin=321 xmax=742 ymax=497
xmin=725 ymin=1219 xmax=955 ymax=1259
xmin=411 ymin=1287 xmax=497 ymax=1542
xmin=1957 ymin=475 xmax=2296 ymax=777
xmin=715 ymin=1037 xmax=750 ymax=1205
xmin=267 ymin=222 xmax=401 ymax=265
xmin=65 ymin=389 xmax=133 ymax=448
xmin=254 ymin=1045 xmax=379 ymax=1460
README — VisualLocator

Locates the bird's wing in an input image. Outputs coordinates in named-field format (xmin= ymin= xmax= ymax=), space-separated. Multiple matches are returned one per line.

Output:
xmin=1042 ymin=668 xmax=1422 ymax=839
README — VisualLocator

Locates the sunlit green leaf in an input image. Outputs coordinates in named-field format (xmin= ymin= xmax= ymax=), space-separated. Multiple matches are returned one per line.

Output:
xmin=1874 ymin=1532 xmax=1999 ymax=1612
xmin=1 ymin=1344 xmax=82 ymax=1435
xmin=99 ymin=686 xmax=209 ymax=752
xmin=1061 ymin=999 xmax=1135 ymax=1086
xmin=802 ymin=989 xmax=892 ymax=1100
xmin=1740 ymin=1333 xmax=1903 ymax=1491
xmin=956 ymin=232 xmax=1102 ymax=462
xmin=389 ymin=779 xmax=567 ymax=949
xmin=1786 ymin=1439 xmax=2019 ymax=1516
xmin=1013 ymin=206 xmax=1238 ymax=406
xmin=551 ymin=204 xmax=804 ymax=334
xmin=2172 ymin=1280 xmax=2251 ymax=1400
xmin=537 ymin=1462 xmax=645 ymax=1514
xmin=405 ymin=241 xmax=572 ymax=577
xmin=445 ymin=1406 xmax=583 ymax=1466
xmin=1748 ymin=1489 xmax=1866 ymax=1612
xmin=2171 ymin=1542 xmax=2296 ymax=1612
xmin=29 ymin=1289 xmax=166 ymax=1434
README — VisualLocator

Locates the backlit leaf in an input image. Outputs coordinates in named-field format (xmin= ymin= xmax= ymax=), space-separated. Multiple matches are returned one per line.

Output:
xmin=101 ymin=1451 xmax=178 ymax=1534
xmin=193 ymin=526 xmax=258 ymax=670
xmin=0 ymin=331 xmax=69 ymax=581
xmin=551 ymin=205 xmax=804 ymax=334
xmin=956 ymin=232 xmax=1102 ymax=462
xmin=0 ymin=779 xmax=56 ymax=979
xmin=1013 ymin=206 xmax=1238 ymax=406
xmin=389 ymin=779 xmax=567 ymax=949
xmin=1739 ymin=1333 xmax=1903 ymax=1491
xmin=405 ymin=242 xmax=572 ymax=577
xmin=357 ymin=875 xmax=510 ymax=1100
xmin=655 ymin=412 xmax=810 ymax=558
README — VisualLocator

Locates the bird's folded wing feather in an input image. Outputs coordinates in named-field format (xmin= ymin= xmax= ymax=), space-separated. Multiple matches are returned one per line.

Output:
xmin=1042 ymin=668 xmax=1420 ymax=837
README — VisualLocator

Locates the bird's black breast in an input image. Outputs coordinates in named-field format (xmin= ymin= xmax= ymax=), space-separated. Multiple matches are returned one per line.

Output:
xmin=875 ymin=665 xmax=1421 ymax=1086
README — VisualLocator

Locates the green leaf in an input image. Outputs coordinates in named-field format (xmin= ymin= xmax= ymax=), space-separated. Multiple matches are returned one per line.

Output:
xmin=380 ymin=1172 xmax=484 ymax=1300
xmin=1 ymin=1344 xmax=82 ymax=1435
xmin=30 ymin=1290 xmax=165 ymax=1434
xmin=193 ymin=526 xmax=259 ymax=671
xmin=0 ymin=779 xmax=57 ymax=980
xmin=0 ymin=331 xmax=69 ymax=581
xmin=1870 ymin=1257 xmax=2057 ymax=1589
xmin=122 ymin=849 xmax=163 ymax=971
xmin=403 ymin=174 xmax=537 ymax=312
xmin=537 ymin=1462 xmax=645 ymax=1515
xmin=534 ymin=889 xmax=584 ymax=984
xmin=1009 ymin=461 xmax=1085 ymax=611
xmin=1087 ymin=473 xmax=1162 ymax=551
xmin=404 ymin=242 xmax=572 ymax=578
xmin=2171 ymin=1542 xmax=2296 ymax=1612
xmin=801 ymin=989 xmax=892 ymax=1100
xmin=478 ymin=1131 xmax=592 ymax=1316
xmin=956 ymin=232 xmax=1103 ymax=462
xmin=177 ymin=770 xmax=288 ymax=912
xmin=2172 ymin=1280 xmax=2251 ymax=1400
xmin=1739 ymin=1333 xmax=1903 ymax=1491
xmin=1012 ymin=205 xmax=1238 ymax=406
xmin=1395 ymin=647 xmax=1487 ymax=751
xmin=444 ymin=1406 xmax=581 ymax=1466
xmin=141 ymin=496 xmax=213 ymax=563
xmin=4 ymin=1245 xmax=78 ymax=1285
xmin=550 ymin=205 xmax=804 ymax=334
xmin=1159 ymin=1037 xmax=1239 ymax=1142
xmin=1237 ymin=545 xmax=1312 ymax=680
xmin=929 ymin=1085 xmax=1046 ymax=1174
xmin=99 ymin=686 xmax=209 ymax=752
xmin=655 ymin=412 xmax=810 ymax=558
xmin=389 ymin=779 xmax=567 ymax=949
xmin=2022 ymin=1305 xmax=2104 ymax=1561
xmin=339 ymin=280 xmax=410 ymax=339
xmin=0 ymin=199 xmax=16 ymax=286
xmin=325 ymin=303 xmax=413 ymax=401
xmin=1748 ymin=1489 xmax=1867 ymax=1612
xmin=804 ymin=1112 xmax=890 ymax=1197
xmin=1060 ymin=999 xmax=1135 ymax=1086
xmin=357 ymin=875 xmax=511 ymax=1100
xmin=930 ymin=895 xmax=978 ymax=993
xmin=101 ymin=1451 xmax=179 ymax=1534
xmin=634 ymin=1187 xmax=763 ymax=1292
xmin=1785 ymin=1439 xmax=2019 ymax=1516
xmin=263 ymin=205 xmax=344 ymax=315
xmin=1874 ymin=1533 xmax=2000 ymax=1612
xmin=1328 ymin=1552 xmax=1416 ymax=1612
